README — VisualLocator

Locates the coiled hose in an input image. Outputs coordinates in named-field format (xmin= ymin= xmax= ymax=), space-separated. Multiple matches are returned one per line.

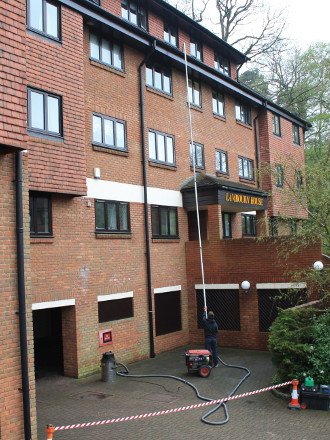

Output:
xmin=116 ymin=354 xmax=250 ymax=425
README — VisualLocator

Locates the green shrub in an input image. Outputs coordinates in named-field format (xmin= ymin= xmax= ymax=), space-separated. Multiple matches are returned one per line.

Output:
xmin=268 ymin=307 xmax=329 ymax=384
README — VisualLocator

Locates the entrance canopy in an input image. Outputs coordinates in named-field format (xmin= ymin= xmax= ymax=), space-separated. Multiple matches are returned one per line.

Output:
xmin=180 ymin=174 xmax=268 ymax=212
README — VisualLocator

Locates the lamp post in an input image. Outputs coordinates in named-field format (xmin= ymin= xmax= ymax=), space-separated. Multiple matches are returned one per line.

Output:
xmin=241 ymin=280 xmax=251 ymax=294
xmin=313 ymin=261 xmax=323 ymax=272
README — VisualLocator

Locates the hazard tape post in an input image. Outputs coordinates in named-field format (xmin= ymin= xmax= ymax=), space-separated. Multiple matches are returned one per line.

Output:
xmin=45 ymin=380 xmax=296 ymax=438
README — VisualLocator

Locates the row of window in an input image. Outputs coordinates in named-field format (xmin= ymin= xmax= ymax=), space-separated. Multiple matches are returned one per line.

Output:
xmin=29 ymin=192 xmax=258 ymax=238
xmin=27 ymin=0 xmax=230 ymax=76
xmin=274 ymin=165 xmax=303 ymax=189
xmin=272 ymin=114 xmax=301 ymax=145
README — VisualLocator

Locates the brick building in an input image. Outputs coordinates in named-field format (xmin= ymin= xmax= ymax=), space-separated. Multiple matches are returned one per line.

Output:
xmin=0 ymin=0 xmax=323 ymax=438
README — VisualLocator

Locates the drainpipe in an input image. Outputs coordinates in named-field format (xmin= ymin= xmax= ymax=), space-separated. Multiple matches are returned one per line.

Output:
xmin=253 ymin=102 xmax=267 ymax=189
xmin=138 ymin=40 xmax=156 ymax=358
xmin=15 ymin=151 xmax=32 ymax=440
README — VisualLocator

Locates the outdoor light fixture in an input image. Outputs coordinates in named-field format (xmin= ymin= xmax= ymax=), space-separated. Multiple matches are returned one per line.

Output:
xmin=313 ymin=261 xmax=324 ymax=271
xmin=94 ymin=167 xmax=101 ymax=179
xmin=241 ymin=280 xmax=251 ymax=294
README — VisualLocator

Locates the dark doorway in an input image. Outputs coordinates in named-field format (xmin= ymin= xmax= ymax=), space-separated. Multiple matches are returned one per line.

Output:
xmin=33 ymin=308 xmax=64 ymax=378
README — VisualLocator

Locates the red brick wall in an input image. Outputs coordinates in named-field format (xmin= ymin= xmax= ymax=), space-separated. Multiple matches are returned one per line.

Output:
xmin=259 ymin=111 xmax=307 ymax=219
xmin=0 ymin=0 xmax=27 ymax=151
xmin=26 ymin=6 xmax=86 ymax=195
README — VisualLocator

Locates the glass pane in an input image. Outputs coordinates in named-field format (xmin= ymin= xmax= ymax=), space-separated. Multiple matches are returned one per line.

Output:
xmin=170 ymin=32 xmax=176 ymax=46
xmin=95 ymin=202 xmax=105 ymax=229
xmin=157 ymin=133 xmax=165 ymax=162
xmin=238 ymin=158 xmax=243 ymax=175
xmin=196 ymin=144 xmax=203 ymax=167
xmin=47 ymin=96 xmax=60 ymax=133
xmin=169 ymin=209 xmax=177 ymax=236
xmin=46 ymin=2 xmax=58 ymax=38
xmin=107 ymin=203 xmax=117 ymax=230
xmin=190 ymin=42 xmax=196 ymax=57
xmin=243 ymin=160 xmax=248 ymax=177
xmin=101 ymin=38 xmax=111 ymax=65
xmin=216 ymin=151 xmax=220 ymax=171
xmin=116 ymin=122 xmax=125 ymax=149
xmin=151 ymin=207 xmax=159 ymax=235
xmin=129 ymin=3 xmax=137 ymax=24
xmin=104 ymin=118 xmax=114 ymax=145
xmin=166 ymin=137 xmax=174 ymax=164
xmin=146 ymin=66 xmax=153 ymax=86
xmin=29 ymin=0 xmax=43 ymax=31
xmin=36 ymin=197 xmax=50 ymax=233
xmin=190 ymin=142 xmax=194 ymax=165
xmin=164 ymin=28 xmax=169 ymax=42
xmin=121 ymin=0 xmax=129 ymax=20
xmin=119 ymin=203 xmax=128 ymax=230
xmin=248 ymin=161 xmax=253 ymax=179
xmin=148 ymin=131 xmax=156 ymax=159
xmin=194 ymin=82 xmax=200 ymax=105
xmin=163 ymin=72 xmax=171 ymax=94
xmin=113 ymin=43 xmax=122 ymax=69
xmin=90 ymin=33 xmax=100 ymax=59
xmin=221 ymin=153 xmax=227 ymax=172
xmin=161 ymin=208 xmax=168 ymax=235
xmin=30 ymin=91 xmax=44 ymax=130
xmin=139 ymin=8 xmax=147 ymax=29
xmin=235 ymin=104 xmax=241 ymax=120
xmin=154 ymin=67 xmax=162 ymax=90
xmin=212 ymin=94 xmax=217 ymax=113
xmin=188 ymin=80 xmax=193 ymax=103
xmin=93 ymin=115 xmax=102 ymax=143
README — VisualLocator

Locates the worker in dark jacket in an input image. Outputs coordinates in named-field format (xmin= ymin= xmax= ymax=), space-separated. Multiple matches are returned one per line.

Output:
xmin=203 ymin=307 xmax=219 ymax=367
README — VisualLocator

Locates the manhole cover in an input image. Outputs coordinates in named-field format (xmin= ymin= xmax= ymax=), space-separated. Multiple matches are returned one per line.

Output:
xmin=71 ymin=391 xmax=112 ymax=400
xmin=142 ymin=393 xmax=177 ymax=403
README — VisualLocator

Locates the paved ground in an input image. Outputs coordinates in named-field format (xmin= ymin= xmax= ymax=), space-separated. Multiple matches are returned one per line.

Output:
xmin=36 ymin=346 xmax=329 ymax=440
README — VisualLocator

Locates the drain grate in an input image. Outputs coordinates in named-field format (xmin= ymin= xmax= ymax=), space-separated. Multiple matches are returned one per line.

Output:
xmin=142 ymin=393 xmax=177 ymax=403
xmin=70 ymin=391 xmax=112 ymax=400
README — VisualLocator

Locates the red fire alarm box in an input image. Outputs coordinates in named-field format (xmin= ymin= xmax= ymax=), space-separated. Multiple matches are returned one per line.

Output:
xmin=99 ymin=329 xmax=113 ymax=347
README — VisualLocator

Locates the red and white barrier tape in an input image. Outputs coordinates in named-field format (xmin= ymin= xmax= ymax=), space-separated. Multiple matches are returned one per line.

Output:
xmin=54 ymin=381 xmax=291 ymax=431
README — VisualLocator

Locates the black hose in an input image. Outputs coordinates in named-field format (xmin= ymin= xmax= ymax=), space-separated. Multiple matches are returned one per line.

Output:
xmin=115 ymin=355 xmax=250 ymax=425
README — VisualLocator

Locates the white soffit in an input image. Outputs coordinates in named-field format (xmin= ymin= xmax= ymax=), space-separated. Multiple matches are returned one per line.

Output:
xmin=32 ymin=299 xmax=75 ymax=310
xmin=256 ymin=282 xmax=307 ymax=289
xmin=195 ymin=284 xmax=239 ymax=290
xmin=98 ymin=291 xmax=134 ymax=302
xmin=154 ymin=285 xmax=182 ymax=294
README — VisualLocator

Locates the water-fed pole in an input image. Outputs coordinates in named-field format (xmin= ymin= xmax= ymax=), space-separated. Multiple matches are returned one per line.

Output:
xmin=183 ymin=43 xmax=207 ymax=311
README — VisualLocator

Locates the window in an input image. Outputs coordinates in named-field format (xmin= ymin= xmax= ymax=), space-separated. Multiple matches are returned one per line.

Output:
xmin=242 ymin=214 xmax=257 ymax=236
xmin=27 ymin=0 xmax=60 ymax=40
xmin=296 ymin=170 xmax=303 ymax=189
xmin=95 ymin=200 xmax=130 ymax=233
xmin=121 ymin=0 xmax=147 ymax=30
xmin=146 ymin=63 xmax=172 ymax=94
xmin=235 ymin=102 xmax=251 ymax=125
xmin=290 ymin=220 xmax=298 ymax=235
xmin=275 ymin=164 xmax=284 ymax=188
xmin=148 ymin=130 xmax=175 ymax=165
xmin=28 ymin=88 xmax=62 ymax=137
xmin=222 ymin=213 xmax=232 ymax=238
xmin=190 ymin=37 xmax=202 ymax=60
xmin=92 ymin=113 xmax=126 ymax=150
xmin=98 ymin=296 xmax=133 ymax=323
xmin=212 ymin=90 xmax=225 ymax=116
xmin=151 ymin=206 xmax=178 ymax=238
xmin=216 ymin=149 xmax=228 ymax=174
xmin=90 ymin=32 xmax=123 ymax=70
xmin=155 ymin=290 xmax=182 ymax=336
xmin=188 ymin=78 xmax=201 ymax=106
xmin=29 ymin=192 xmax=52 ymax=237
xmin=238 ymin=156 xmax=254 ymax=180
xmin=272 ymin=114 xmax=281 ymax=136
xmin=214 ymin=54 xmax=230 ymax=76
xmin=164 ymin=23 xmax=177 ymax=46
xmin=269 ymin=217 xmax=278 ymax=236
xmin=293 ymin=124 xmax=300 ymax=145
xmin=190 ymin=142 xmax=204 ymax=169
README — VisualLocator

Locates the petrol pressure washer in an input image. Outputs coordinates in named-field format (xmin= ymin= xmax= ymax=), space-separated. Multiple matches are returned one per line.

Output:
xmin=184 ymin=349 xmax=212 ymax=377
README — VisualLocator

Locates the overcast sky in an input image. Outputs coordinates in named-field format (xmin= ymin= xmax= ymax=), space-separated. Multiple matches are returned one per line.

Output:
xmin=264 ymin=0 xmax=330 ymax=47
xmin=201 ymin=0 xmax=329 ymax=48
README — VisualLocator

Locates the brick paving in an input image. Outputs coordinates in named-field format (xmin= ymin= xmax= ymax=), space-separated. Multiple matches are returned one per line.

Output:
xmin=36 ymin=347 xmax=329 ymax=440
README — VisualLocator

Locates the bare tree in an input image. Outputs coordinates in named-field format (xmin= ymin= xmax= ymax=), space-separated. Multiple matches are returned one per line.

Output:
xmin=169 ymin=0 xmax=209 ymax=23
xmin=214 ymin=0 xmax=287 ymax=59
